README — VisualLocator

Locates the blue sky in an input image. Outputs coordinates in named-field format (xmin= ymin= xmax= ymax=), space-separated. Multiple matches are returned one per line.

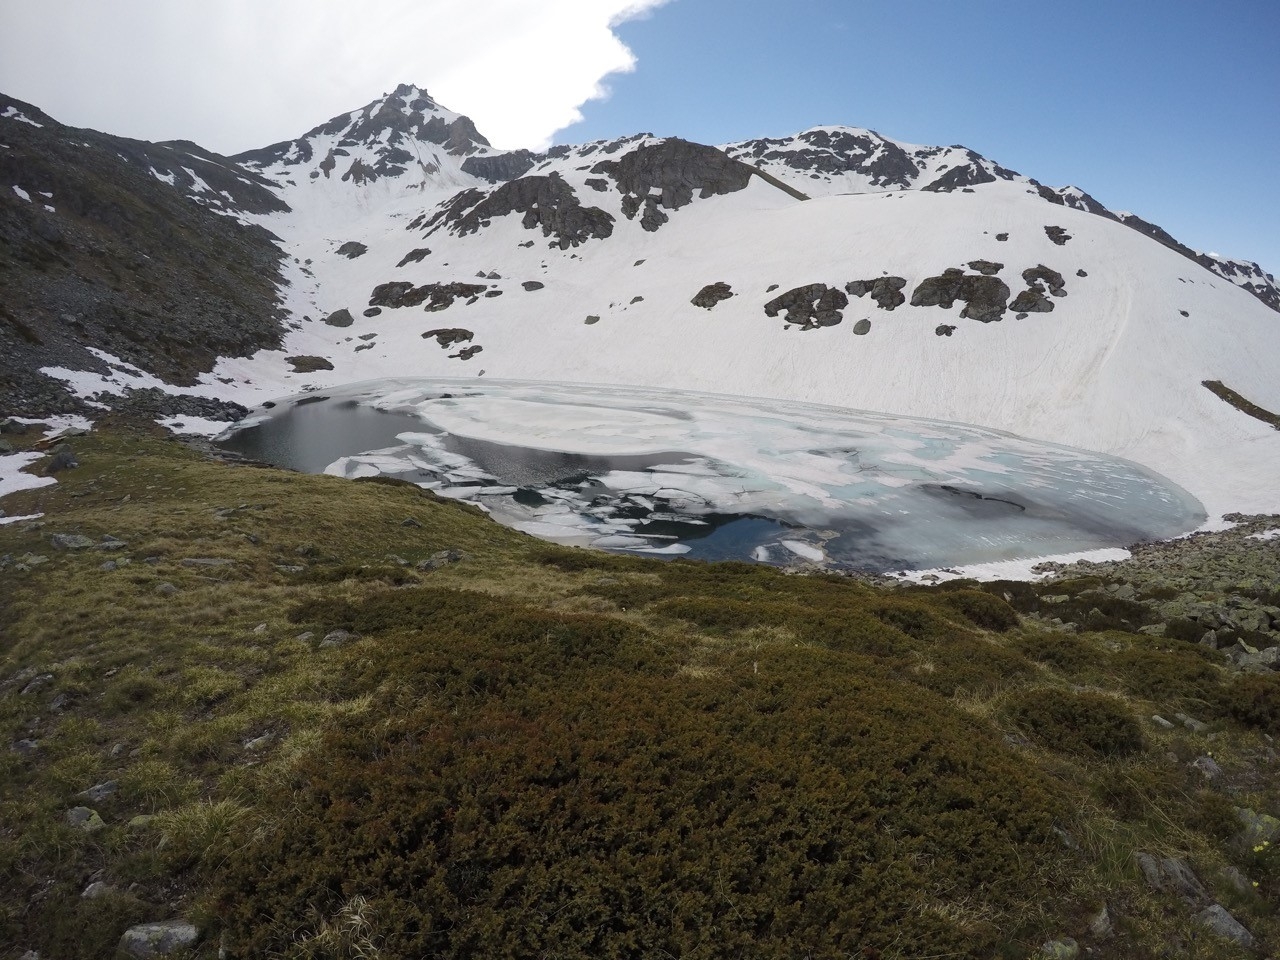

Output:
xmin=564 ymin=0 xmax=1280 ymax=274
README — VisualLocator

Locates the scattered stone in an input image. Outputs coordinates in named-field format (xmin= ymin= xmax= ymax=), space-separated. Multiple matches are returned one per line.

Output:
xmin=11 ymin=739 xmax=39 ymax=756
xmin=119 ymin=920 xmax=200 ymax=958
xmin=154 ymin=582 xmax=178 ymax=596
xmin=323 ymin=309 xmax=354 ymax=328
xmin=66 ymin=806 xmax=107 ymax=833
xmin=450 ymin=345 xmax=482 ymax=361
xmin=584 ymin=315 xmax=600 ymax=325
xmin=1191 ymin=756 xmax=1223 ymax=780
xmin=181 ymin=557 xmax=235 ymax=568
xmin=1010 ymin=288 xmax=1055 ymax=314
xmin=1137 ymin=624 xmax=1166 ymax=637
xmin=634 ymin=259 xmax=645 ymax=266
xmin=286 ymin=355 xmax=334 ymax=373
xmin=521 ymin=280 xmax=545 ymax=291
xmin=483 ymin=289 xmax=503 ymax=298
xmin=295 ymin=632 xmax=315 ymax=643
xmin=362 ymin=307 xmax=382 ymax=317
xmin=418 ymin=549 xmax=464 ymax=571
xmin=80 ymin=780 xmax=119 ymax=803
xmin=966 ymin=260 xmax=1004 ymax=276
xmin=0 ymin=418 xmax=31 ymax=435
xmin=1175 ymin=712 xmax=1208 ymax=734
xmin=691 ymin=281 xmax=734 ymax=309
xmin=50 ymin=533 xmax=94 ymax=550
xmin=1150 ymin=715 xmax=1175 ymax=729
xmin=1180 ymin=310 xmax=1189 ymax=318
xmin=244 ymin=733 xmax=273 ymax=751
xmin=51 ymin=692 xmax=71 ymax=710
xmin=852 ymin=318 xmax=871 ymax=335
xmin=1045 ymin=225 xmax=1071 ymax=245
xmin=935 ymin=324 xmax=956 ymax=337
xmin=1195 ymin=904 xmax=1253 ymax=947
xmin=1076 ymin=269 xmax=1088 ymax=277
xmin=335 ymin=241 xmax=367 ymax=259
xmin=21 ymin=674 xmax=54 ymax=695
xmin=319 ymin=630 xmax=356 ymax=650
xmin=1087 ymin=904 xmax=1113 ymax=940
xmin=401 ymin=517 xmax=422 ymax=528
xmin=275 ymin=564 xmax=305 ymax=574
xmin=630 ymin=296 xmax=644 ymax=304
xmin=1040 ymin=939 xmax=1079 ymax=959
xmin=82 ymin=881 xmax=115 ymax=899
xmin=1136 ymin=852 xmax=1206 ymax=902
xmin=95 ymin=535 xmax=128 ymax=550
xmin=995 ymin=232 xmax=1009 ymax=241
xmin=252 ymin=623 xmax=268 ymax=635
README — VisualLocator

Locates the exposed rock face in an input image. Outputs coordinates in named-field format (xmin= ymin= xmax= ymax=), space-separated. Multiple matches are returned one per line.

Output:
xmin=450 ymin=344 xmax=482 ymax=360
xmin=416 ymin=174 xmax=614 ymax=249
xmin=920 ymin=150 xmax=1019 ymax=192
xmin=422 ymin=328 xmax=474 ymax=347
xmin=728 ymin=128 xmax=920 ymax=188
xmin=286 ymin=356 xmax=333 ymax=373
xmin=335 ymin=241 xmax=367 ymax=259
xmin=368 ymin=281 xmax=486 ymax=310
xmin=323 ymin=309 xmax=354 ymax=327
xmin=967 ymin=260 xmax=1003 ymax=276
xmin=1044 ymin=225 xmax=1071 ymax=246
xmin=118 ymin=920 xmax=199 ymax=958
xmin=846 ymin=276 xmax=907 ymax=311
xmin=910 ymin=269 xmax=1011 ymax=322
xmin=765 ymin=284 xmax=848 ymax=327
xmin=691 ymin=282 xmax=733 ymax=308
xmin=461 ymin=150 xmax=537 ymax=183
xmin=1022 ymin=265 xmax=1067 ymax=295
xmin=591 ymin=139 xmax=756 ymax=231
xmin=1010 ymin=289 xmax=1055 ymax=313
xmin=94 ymin=387 xmax=248 ymax=422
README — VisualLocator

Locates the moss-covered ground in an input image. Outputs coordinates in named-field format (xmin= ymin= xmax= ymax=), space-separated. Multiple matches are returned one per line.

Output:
xmin=2 ymin=423 xmax=1279 ymax=958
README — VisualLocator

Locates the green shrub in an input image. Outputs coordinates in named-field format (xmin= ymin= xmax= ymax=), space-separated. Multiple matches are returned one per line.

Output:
xmin=937 ymin=589 xmax=1020 ymax=632
xmin=1004 ymin=688 xmax=1144 ymax=758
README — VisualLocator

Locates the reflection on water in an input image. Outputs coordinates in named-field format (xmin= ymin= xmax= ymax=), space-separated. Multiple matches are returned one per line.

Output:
xmin=217 ymin=378 xmax=1206 ymax=572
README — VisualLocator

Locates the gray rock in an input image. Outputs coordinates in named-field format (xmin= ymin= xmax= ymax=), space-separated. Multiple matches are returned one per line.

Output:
xmin=286 ymin=355 xmax=334 ymax=373
xmin=181 ymin=557 xmax=235 ymax=568
xmin=421 ymin=327 xmax=474 ymax=348
xmin=1087 ymin=904 xmax=1113 ymax=939
xmin=418 ymin=549 xmax=464 ymax=571
xmin=335 ymin=241 xmax=367 ymax=259
xmin=852 ymin=318 xmax=871 ymax=335
xmin=766 ymin=283 xmax=848 ymax=327
xmin=396 ymin=247 xmax=431 ymax=267
xmin=0 ymin=418 xmax=31 ymax=435
xmin=323 ymin=308 xmax=354 ymax=328
xmin=0 ymin=438 xmax=13 ymax=453
xmin=21 ymin=673 xmax=53 ymax=695
xmin=80 ymin=780 xmax=119 ymax=803
xmin=319 ymin=629 xmax=356 ymax=649
xmin=1150 ymin=714 xmax=1175 ymax=729
xmin=45 ymin=447 xmax=79 ymax=473
xmin=416 ymin=173 xmax=614 ymax=249
xmin=66 ymin=806 xmax=106 ymax=833
xmin=1220 ymin=865 xmax=1254 ymax=895
xmin=1045 ymin=225 xmax=1072 ymax=246
xmin=82 ymin=880 xmax=115 ymax=898
xmin=1191 ymin=756 xmax=1223 ymax=780
xmin=584 ymin=315 xmax=600 ymax=325
xmin=1175 ymin=712 xmax=1208 ymax=734
xmin=1135 ymin=852 xmax=1206 ymax=902
xmin=1137 ymin=624 xmax=1166 ymax=636
xmin=99 ymin=560 xmax=118 ymax=572
xmin=154 ymin=582 xmax=178 ymax=596
xmin=1236 ymin=807 xmax=1280 ymax=846
xmin=11 ymin=739 xmax=39 ymax=756
xmin=1194 ymin=904 xmax=1253 ymax=947
xmin=119 ymin=920 xmax=200 ymax=958
xmin=95 ymin=535 xmax=128 ymax=550
xmin=1040 ymin=939 xmax=1079 ymax=959
xmin=845 ymin=276 xmax=907 ymax=311
xmin=521 ymin=280 xmax=545 ymax=291
xmin=50 ymin=533 xmax=94 ymax=549
xmin=935 ymin=324 xmax=956 ymax=337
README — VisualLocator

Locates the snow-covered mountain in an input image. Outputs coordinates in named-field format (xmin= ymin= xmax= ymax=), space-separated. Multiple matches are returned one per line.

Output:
xmin=6 ymin=84 xmax=1280 ymax=520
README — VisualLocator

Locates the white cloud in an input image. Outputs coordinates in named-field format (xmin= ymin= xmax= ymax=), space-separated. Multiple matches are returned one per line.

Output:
xmin=0 ymin=0 xmax=672 ymax=154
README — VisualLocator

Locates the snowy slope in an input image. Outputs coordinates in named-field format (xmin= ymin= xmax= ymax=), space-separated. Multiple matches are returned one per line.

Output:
xmin=31 ymin=88 xmax=1280 ymax=522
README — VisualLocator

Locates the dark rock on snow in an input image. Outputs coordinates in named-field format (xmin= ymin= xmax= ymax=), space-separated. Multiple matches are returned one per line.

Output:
xmin=691 ymin=282 xmax=733 ymax=309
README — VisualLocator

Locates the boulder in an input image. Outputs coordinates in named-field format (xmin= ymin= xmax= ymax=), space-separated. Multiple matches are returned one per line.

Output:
xmin=335 ymin=241 xmax=367 ymax=259
xmin=50 ymin=533 xmax=94 ymax=549
xmin=119 ymin=921 xmax=200 ymax=958
xmin=1045 ymin=225 xmax=1071 ymax=245
xmin=765 ymin=283 xmax=848 ymax=328
xmin=422 ymin=328 xmax=474 ymax=348
xmin=323 ymin=309 xmax=354 ymax=328
xmin=396 ymin=247 xmax=431 ymax=267
xmin=852 ymin=318 xmax=871 ymax=335
xmin=1135 ymin=852 xmax=1205 ymax=902
xmin=286 ymin=355 xmax=334 ymax=373
xmin=521 ymin=280 xmax=545 ymax=291
xmin=846 ymin=276 xmax=907 ymax=310
xmin=1195 ymin=904 xmax=1253 ymax=947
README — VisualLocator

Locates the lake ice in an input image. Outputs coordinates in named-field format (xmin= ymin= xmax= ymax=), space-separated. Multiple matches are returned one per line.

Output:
xmin=217 ymin=379 xmax=1206 ymax=572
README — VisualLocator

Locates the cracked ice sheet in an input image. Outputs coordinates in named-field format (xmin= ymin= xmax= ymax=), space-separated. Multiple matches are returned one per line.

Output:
xmin=220 ymin=378 xmax=1207 ymax=571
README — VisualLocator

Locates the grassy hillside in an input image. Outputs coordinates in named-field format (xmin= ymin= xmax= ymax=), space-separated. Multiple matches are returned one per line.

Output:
xmin=2 ymin=422 xmax=1279 ymax=958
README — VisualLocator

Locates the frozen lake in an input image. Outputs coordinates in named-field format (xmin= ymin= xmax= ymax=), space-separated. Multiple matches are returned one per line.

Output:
xmin=217 ymin=379 xmax=1205 ymax=572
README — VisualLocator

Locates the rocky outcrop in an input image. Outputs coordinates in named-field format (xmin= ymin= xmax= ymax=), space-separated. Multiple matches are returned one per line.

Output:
xmin=1023 ymin=265 xmax=1067 ymax=295
xmin=1044 ymin=225 xmax=1071 ymax=246
xmin=415 ymin=174 xmax=614 ymax=249
xmin=1010 ymin=289 xmax=1055 ymax=314
xmin=591 ymin=139 xmax=756 ymax=232
xmin=691 ymin=282 xmax=733 ymax=308
xmin=368 ymin=281 xmax=486 ymax=310
xmin=845 ymin=276 xmax=907 ymax=311
xmin=335 ymin=241 xmax=367 ymax=259
xmin=397 ymin=248 xmax=431 ymax=267
xmin=286 ymin=356 xmax=333 ymax=373
xmin=461 ymin=150 xmax=538 ymax=183
xmin=910 ymin=269 xmax=1011 ymax=323
xmin=521 ymin=281 xmax=545 ymax=292
xmin=765 ymin=284 xmax=848 ymax=327
xmin=422 ymin=328 xmax=474 ymax=348
xmin=967 ymin=260 xmax=1003 ymax=276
